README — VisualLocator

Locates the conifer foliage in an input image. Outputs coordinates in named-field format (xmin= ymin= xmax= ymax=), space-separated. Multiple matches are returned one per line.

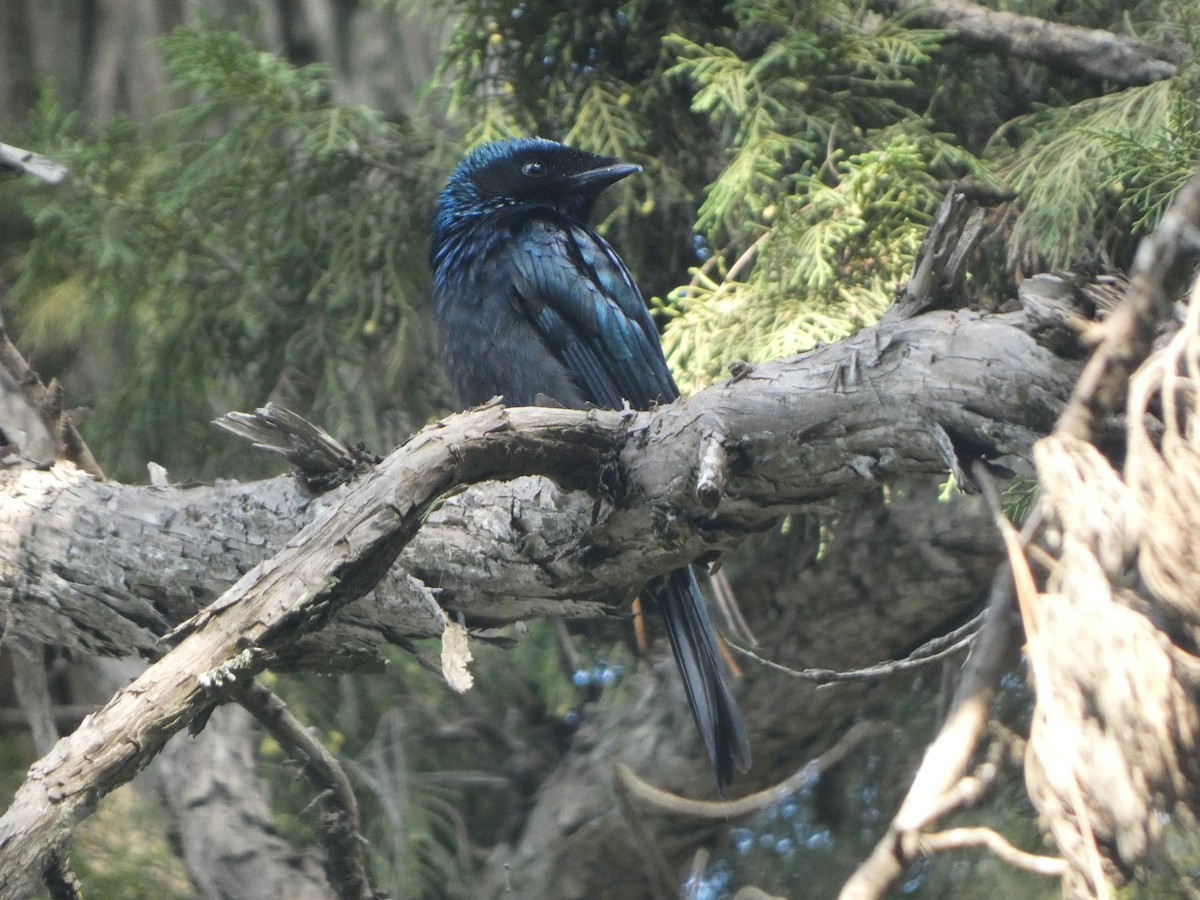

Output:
xmin=2 ymin=0 xmax=1199 ymax=896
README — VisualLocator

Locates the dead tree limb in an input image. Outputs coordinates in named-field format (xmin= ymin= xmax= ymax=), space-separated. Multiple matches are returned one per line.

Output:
xmin=237 ymin=683 xmax=380 ymax=900
xmin=0 ymin=187 xmax=1103 ymax=897
xmin=878 ymin=0 xmax=1187 ymax=85
xmin=0 ymin=282 xmax=1092 ymax=895
xmin=0 ymin=312 xmax=103 ymax=479
xmin=0 ymin=400 xmax=621 ymax=896
xmin=1 ymin=295 xmax=1079 ymax=665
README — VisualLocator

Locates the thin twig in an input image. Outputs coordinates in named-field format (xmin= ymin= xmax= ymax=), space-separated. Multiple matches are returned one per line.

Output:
xmin=724 ymin=231 xmax=771 ymax=285
xmin=726 ymin=613 xmax=981 ymax=685
xmin=920 ymin=827 xmax=1067 ymax=877
xmin=238 ymin=682 xmax=378 ymax=900
xmin=617 ymin=720 xmax=886 ymax=820
xmin=974 ymin=463 xmax=1045 ymax=684
xmin=709 ymin=567 xmax=758 ymax=648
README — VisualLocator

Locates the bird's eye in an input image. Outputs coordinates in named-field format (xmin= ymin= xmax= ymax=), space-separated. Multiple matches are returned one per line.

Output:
xmin=522 ymin=160 xmax=546 ymax=177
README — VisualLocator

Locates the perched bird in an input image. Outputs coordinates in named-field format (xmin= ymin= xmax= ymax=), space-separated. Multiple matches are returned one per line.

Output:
xmin=429 ymin=137 xmax=751 ymax=786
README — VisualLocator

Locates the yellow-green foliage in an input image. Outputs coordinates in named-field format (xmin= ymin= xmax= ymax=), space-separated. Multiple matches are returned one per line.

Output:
xmin=660 ymin=136 xmax=954 ymax=392
xmin=652 ymin=4 xmax=976 ymax=391
xmin=995 ymin=80 xmax=1176 ymax=272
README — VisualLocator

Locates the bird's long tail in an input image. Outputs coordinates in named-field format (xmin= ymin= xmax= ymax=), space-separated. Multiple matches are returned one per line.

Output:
xmin=656 ymin=566 xmax=751 ymax=788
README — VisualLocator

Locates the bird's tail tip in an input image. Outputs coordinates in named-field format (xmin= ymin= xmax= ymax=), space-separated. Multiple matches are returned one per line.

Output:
xmin=659 ymin=567 xmax=752 ymax=789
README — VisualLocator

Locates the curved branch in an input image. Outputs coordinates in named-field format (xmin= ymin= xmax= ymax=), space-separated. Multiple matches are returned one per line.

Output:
xmin=615 ymin=720 xmax=887 ymax=820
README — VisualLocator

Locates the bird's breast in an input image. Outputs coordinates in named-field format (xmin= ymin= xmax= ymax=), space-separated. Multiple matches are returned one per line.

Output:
xmin=433 ymin=236 xmax=587 ymax=410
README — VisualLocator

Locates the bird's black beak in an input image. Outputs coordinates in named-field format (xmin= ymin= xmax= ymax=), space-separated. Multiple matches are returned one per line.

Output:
xmin=570 ymin=162 xmax=642 ymax=191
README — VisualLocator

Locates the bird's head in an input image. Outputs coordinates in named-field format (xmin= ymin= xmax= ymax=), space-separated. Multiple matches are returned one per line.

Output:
xmin=437 ymin=138 xmax=641 ymax=224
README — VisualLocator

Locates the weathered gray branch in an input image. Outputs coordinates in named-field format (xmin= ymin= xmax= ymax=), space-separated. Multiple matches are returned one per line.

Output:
xmin=0 ymin=286 xmax=1088 ymax=895
xmin=0 ymin=401 xmax=622 ymax=895
xmin=0 ymin=300 xmax=1078 ymax=668
xmin=0 ymin=140 xmax=69 ymax=184
xmin=0 ymin=175 xmax=1105 ymax=898
xmin=878 ymin=0 xmax=1187 ymax=85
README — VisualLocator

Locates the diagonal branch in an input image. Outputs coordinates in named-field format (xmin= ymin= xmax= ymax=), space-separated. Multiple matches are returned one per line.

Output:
xmin=0 ymin=312 xmax=104 ymax=479
xmin=0 ymin=401 xmax=620 ymax=896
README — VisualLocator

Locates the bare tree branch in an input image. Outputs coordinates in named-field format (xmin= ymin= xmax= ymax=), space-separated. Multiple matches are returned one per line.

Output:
xmin=0 ymin=309 xmax=381 ymax=900
xmin=878 ymin=0 xmax=1187 ymax=85
xmin=0 ymin=188 xmax=1108 ymax=897
xmin=237 ymin=682 xmax=379 ymax=900
xmin=726 ymin=614 xmax=979 ymax=684
xmin=0 ymin=400 xmax=623 ymax=895
xmin=0 ymin=290 xmax=1083 ymax=665
xmin=0 ymin=276 xmax=1089 ymax=893
xmin=1013 ymin=172 xmax=1200 ymax=898
xmin=920 ymin=827 xmax=1067 ymax=877
xmin=0 ymin=141 xmax=69 ymax=184
xmin=0 ymin=312 xmax=104 ymax=479
xmin=615 ymin=720 xmax=886 ymax=820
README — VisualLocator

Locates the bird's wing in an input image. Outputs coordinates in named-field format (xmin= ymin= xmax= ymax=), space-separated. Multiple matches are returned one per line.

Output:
xmin=504 ymin=216 xmax=679 ymax=410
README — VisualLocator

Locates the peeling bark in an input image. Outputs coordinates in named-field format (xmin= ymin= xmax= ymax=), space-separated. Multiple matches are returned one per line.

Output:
xmin=0 ymin=301 xmax=1078 ymax=665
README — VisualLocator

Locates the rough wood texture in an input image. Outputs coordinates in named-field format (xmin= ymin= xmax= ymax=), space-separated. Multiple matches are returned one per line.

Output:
xmin=0 ymin=402 xmax=621 ymax=895
xmin=2 ymin=301 xmax=1073 ymax=663
xmin=0 ymin=290 xmax=1086 ymax=896
xmin=877 ymin=0 xmax=1187 ymax=85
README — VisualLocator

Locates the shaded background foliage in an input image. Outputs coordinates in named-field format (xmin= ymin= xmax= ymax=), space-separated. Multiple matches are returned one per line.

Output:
xmin=1 ymin=0 xmax=1198 ymax=896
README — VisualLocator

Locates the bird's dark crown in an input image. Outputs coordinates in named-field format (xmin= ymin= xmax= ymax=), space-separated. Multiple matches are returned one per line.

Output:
xmin=436 ymin=138 xmax=640 ymax=225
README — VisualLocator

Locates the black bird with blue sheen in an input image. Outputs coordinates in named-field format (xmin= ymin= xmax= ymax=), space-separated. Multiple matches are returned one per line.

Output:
xmin=429 ymin=137 xmax=751 ymax=786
